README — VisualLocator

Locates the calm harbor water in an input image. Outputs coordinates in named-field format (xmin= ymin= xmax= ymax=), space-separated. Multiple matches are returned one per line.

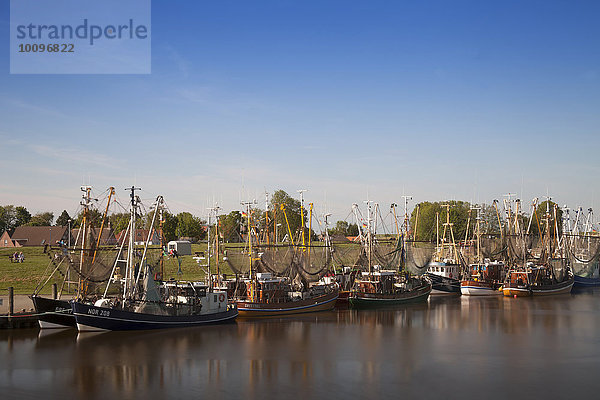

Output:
xmin=1 ymin=290 xmax=600 ymax=400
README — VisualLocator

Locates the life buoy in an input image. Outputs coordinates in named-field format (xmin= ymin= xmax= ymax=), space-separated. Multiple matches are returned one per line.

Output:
xmin=218 ymin=293 xmax=225 ymax=302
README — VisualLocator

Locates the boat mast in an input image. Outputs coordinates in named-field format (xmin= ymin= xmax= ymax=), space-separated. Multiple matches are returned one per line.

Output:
xmin=264 ymin=191 xmax=270 ymax=245
xmin=241 ymin=200 xmax=256 ymax=280
xmin=364 ymin=200 xmax=373 ymax=275
xmin=413 ymin=204 xmax=420 ymax=241
xmin=298 ymin=189 xmax=307 ymax=252
xmin=323 ymin=213 xmax=332 ymax=271
xmin=78 ymin=185 xmax=92 ymax=299
xmin=132 ymin=195 xmax=162 ymax=298
xmin=124 ymin=186 xmax=140 ymax=300
xmin=436 ymin=211 xmax=440 ymax=260
xmin=471 ymin=205 xmax=482 ymax=264
xmin=402 ymin=195 xmax=412 ymax=238
xmin=215 ymin=207 xmax=221 ymax=286
xmin=308 ymin=202 xmax=313 ymax=260
xmin=159 ymin=206 xmax=164 ymax=279
xmin=391 ymin=203 xmax=399 ymax=239
xmin=92 ymin=186 xmax=114 ymax=265
xmin=401 ymin=196 xmax=412 ymax=273
xmin=207 ymin=205 xmax=221 ymax=289
xmin=207 ymin=207 xmax=212 ymax=290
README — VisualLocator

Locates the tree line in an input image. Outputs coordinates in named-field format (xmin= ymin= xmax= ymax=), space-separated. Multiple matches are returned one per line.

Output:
xmin=1 ymin=196 xmax=563 ymax=244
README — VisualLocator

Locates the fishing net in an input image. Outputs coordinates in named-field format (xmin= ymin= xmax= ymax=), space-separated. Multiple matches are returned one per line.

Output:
xmin=549 ymin=258 xmax=566 ymax=281
xmin=565 ymin=234 xmax=600 ymax=278
xmin=479 ymin=235 xmax=506 ymax=259
xmin=330 ymin=241 xmax=363 ymax=269
xmin=405 ymin=241 xmax=435 ymax=274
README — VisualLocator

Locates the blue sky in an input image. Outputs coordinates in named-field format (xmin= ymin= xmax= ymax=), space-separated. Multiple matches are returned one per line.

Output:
xmin=1 ymin=0 xmax=599 ymax=224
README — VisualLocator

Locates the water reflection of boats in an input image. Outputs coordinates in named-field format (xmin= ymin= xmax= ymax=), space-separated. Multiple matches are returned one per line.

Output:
xmin=36 ymin=326 xmax=77 ymax=344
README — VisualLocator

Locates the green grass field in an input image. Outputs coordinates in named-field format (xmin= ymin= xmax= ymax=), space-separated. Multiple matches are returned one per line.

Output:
xmin=0 ymin=244 xmax=242 ymax=295
xmin=0 ymin=241 xmax=369 ymax=295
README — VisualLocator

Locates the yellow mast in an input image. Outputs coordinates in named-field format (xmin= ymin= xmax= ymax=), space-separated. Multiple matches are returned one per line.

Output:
xmin=413 ymin=204 xmax=420 ymax=241
xmin=78 ymin=186 xmax=91 ymax=299
xmin=280 ymin=204 xmax=295 ymax=247
xmin=308 ymin=203 xmax=313 ymax=258
xmin=298 ymin=189 xmax=307 ymax=251
xmin=391 ymin=203 xmax=400 ymax=239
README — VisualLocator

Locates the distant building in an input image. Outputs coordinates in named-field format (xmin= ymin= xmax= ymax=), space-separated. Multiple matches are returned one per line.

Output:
xmin=9 ymin=226 xmax=71 ymax=247
xmin=115 ymin=229 xmax=161 ymax=246
xmin=70 ymin=227 xmax=117 ymax=246
xmin=0 ymin=231 xmax=16 ymax=247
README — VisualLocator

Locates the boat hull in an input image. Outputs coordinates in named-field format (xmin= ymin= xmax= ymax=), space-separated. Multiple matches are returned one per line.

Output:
xmin=32 ymin=295 xmax=76 ymax=329
xmin=425 ymin=273 xmax=461 ymax=295
xmin=531 ymin=278 xmax=574 ymax=296
xmin=335 ymin=290 xmax=350 ymax=307
xmin=349 ymin=282 xmax=432 ymax=308
xmin=72 ymin=302 xmax=238 ymax=331
xmin=236 ymin=291 xmax=338 ymax=317
xmin=460 ymin=281 xmax=502 ymax=296
xmin=503 ymin=286 xmax=532 ymax=297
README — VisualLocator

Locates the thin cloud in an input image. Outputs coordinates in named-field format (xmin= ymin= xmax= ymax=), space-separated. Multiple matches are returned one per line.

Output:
xmin=1 ymin=98 xmax=70 ymax=119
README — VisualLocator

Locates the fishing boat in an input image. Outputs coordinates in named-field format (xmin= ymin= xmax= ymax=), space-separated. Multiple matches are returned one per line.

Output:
xmin=426 ymin=261 xmax=461 ymax=295
xmin=236 ymin=272 xmax=338 ymax=317
xmin=72 ymin=189 xmax=237 ymax=331
xmin=230 ymin=196 xmax=339 ymax=317
xmin=32 ymin=186 xmax=116 ymax=329
xmin=425 ymin=204 xmax=462 ymax=295
xmin=572 ymin=261 xmax=600 ymax=287
xmin=349 ymin=268 xmax=432 ymax=307
xmin=348 ymin=200 xmax=432 ymax=308
xmin=73 ymin=280 xmax=237 ymax=331
xmin=563 ymin=208 xmax=600 ymax=286
xmin=503 ymin=269 xmax=532 ymax=297
xmin=461 ymin=260 xmax=505 ymax=296
xmin=503 ymin=198 xmax=573 ymax=297
xmin=460 ymin=207 xmax=505 ymax=296
xmin=503 ymin=264 xmax=574 ymax=296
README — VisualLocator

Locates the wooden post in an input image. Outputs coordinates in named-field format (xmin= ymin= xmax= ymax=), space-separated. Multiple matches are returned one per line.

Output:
xmin=8 ymin=286 xmax=14 ymax=316
xmin=52 ymin=283 xmax=58 ymax=300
